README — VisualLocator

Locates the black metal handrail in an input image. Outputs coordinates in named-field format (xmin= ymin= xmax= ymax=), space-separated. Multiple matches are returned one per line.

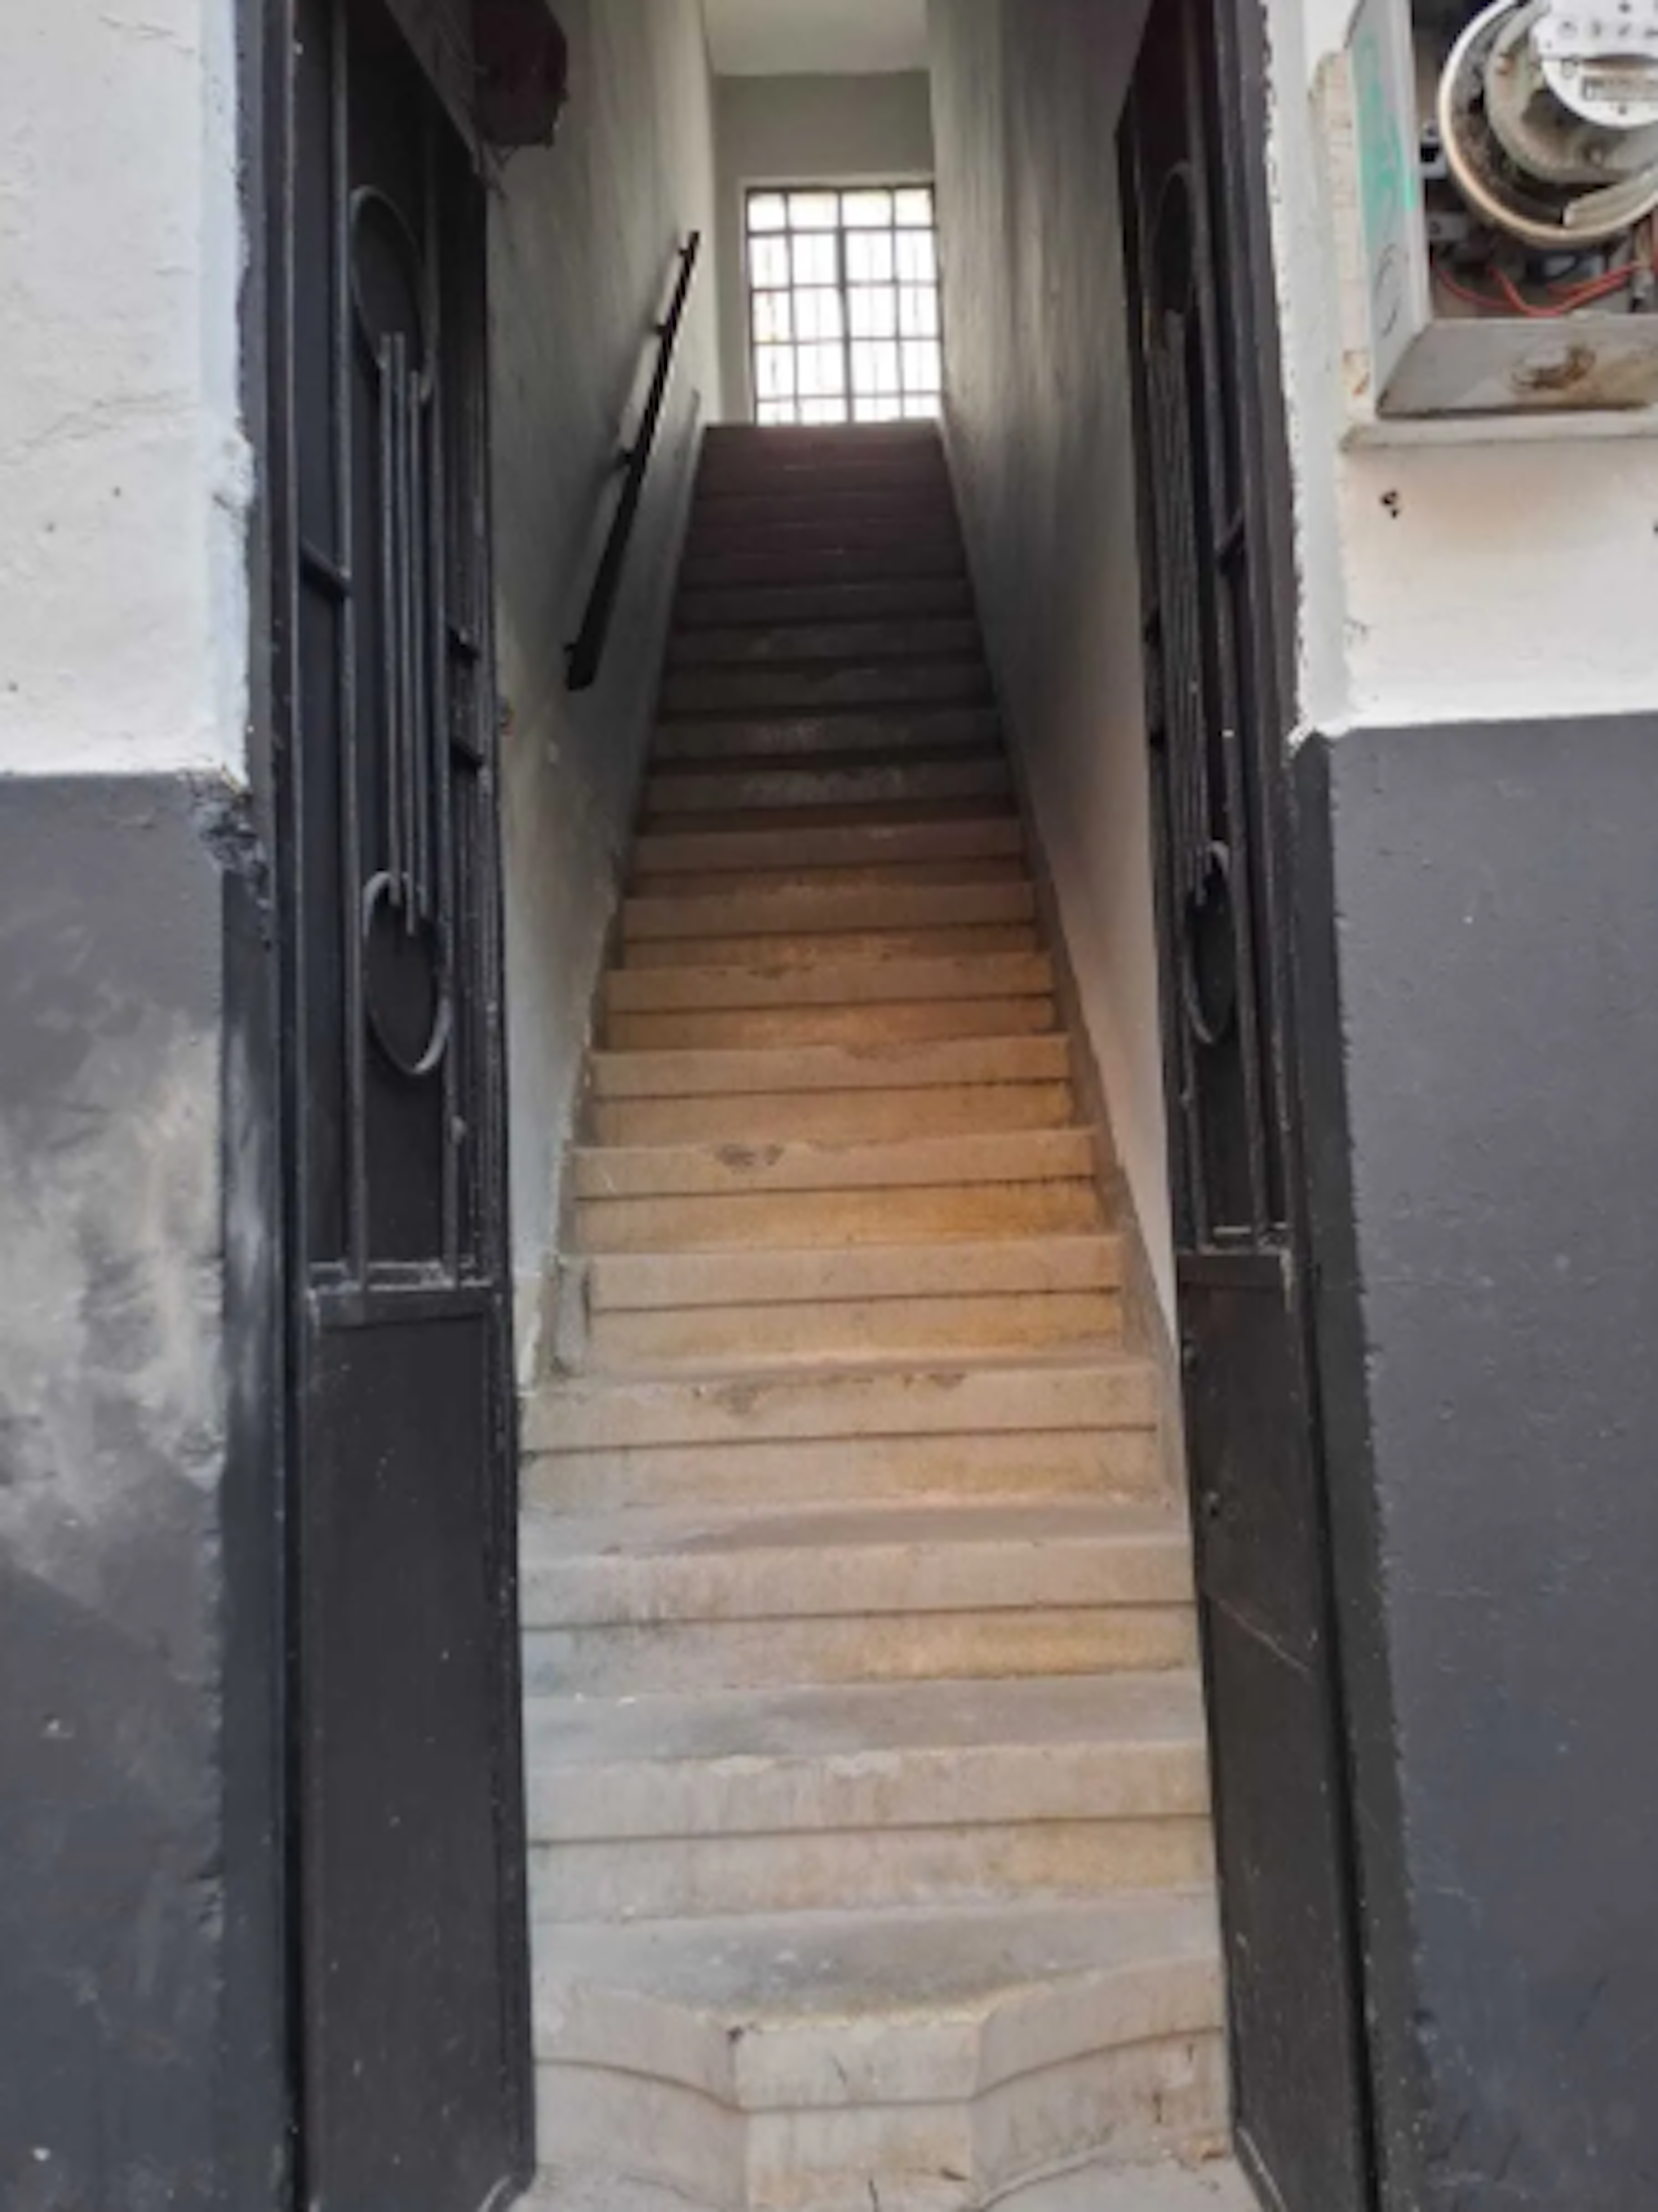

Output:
xmin=566 ymin=232 xmax=702 ymax=692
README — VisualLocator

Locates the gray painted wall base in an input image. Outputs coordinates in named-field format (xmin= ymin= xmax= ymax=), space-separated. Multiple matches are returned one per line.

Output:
xmin=1295 ymin=716 xmax=1658 ymax=2212
xmin=0 ymin=774 xmax=284 ymax=2210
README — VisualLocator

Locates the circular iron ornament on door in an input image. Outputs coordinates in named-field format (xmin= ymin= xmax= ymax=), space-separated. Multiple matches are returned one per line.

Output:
xmin=349 ymin=186 xmax=431 ymax=377
xmin=1181 ymin=841 xmax=1240 ymax=1049
xmin=361 ymin=873 xmax=453 ymax=1082
xmin=1151 ymin=163 xmax=1198 ymax=324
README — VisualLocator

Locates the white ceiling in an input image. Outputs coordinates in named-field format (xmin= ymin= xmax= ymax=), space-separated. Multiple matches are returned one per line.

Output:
xmin=703 ymin=0 xmax=930 ymax=77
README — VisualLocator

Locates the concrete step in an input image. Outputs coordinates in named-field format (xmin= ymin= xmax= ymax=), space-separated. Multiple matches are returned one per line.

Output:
xmin=633 ymin=861 xmax=1028 ymax=903
xmin=576 ymin=1180 xmax=1101 ymax=1255
xmin=622 ymin=923 xmax=1041 ymax=971
xmin=630 ymin=814 xmax=1024 ymax=877
xmin=677 ymin=576 xmax=975 ymax=632
xmin=652 ymin=704 xmax=1000 ymax=762
xmin=522 ymin=2157 xmax=1257 ymax=2212
xmin=682 ymin=541 xmax=967 ymax=591
xmin=604 ymin=952 xmax=1052 ymax=1017
xmin=683 ymin=486 xmax=959 ymax=531
xmin=570 ymin=1127 xmax=1096 ymax=1201
xmin=525 ymin=1673 xmax=1211 ymax=1919
xmin=689 ymin=512 xmax=963 ymax=559
xmin=623 ymin=879 xmax=1035 ymax=945
xmin=668 ymin=617 xmax=980 ymax=668
xmin=643 ymin=756 xmax=1012 ymax=817
xmin=589 ymin=1034 xmax=1069 ymax=1102
xmin=590 ymin=1079 xmax=1076 ymax=1148
xmin=524 ymin=1355 xmax=1161 ymax=1516
xmin=532 ymin=1896 xmax=1226 ymax=2212
xmin=520 ymin=1500 xmax=1198 ymax=1694
xmin=585 ymin=1237 xmax=1125 ymax=1313
xmin=607 ymin=996 xmax=1056 ymax=1052
xmin=662 ymin=661 xmax=990 ymax=718
xmin=586 ymin=1291 xmax=1123 ymax=1373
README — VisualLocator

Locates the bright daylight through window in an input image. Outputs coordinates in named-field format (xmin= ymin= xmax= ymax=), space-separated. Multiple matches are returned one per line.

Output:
xmin=745 ymin=184 xmax=943 ymax=424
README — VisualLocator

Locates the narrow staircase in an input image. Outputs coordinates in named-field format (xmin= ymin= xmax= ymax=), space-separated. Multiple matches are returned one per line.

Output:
xmin=522 ymin=425 xmax=1247 ymax=2212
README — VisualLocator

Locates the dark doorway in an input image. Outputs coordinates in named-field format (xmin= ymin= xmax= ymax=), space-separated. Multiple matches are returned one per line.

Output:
xmin=1120 ymin=4 xmax=1376 ymax=2209
xmin=267 ymin=0 xmax=532 ymax=2203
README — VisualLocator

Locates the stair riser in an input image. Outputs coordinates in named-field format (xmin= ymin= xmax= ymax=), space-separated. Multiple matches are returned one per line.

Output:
xmin=677 ymin=579 xmax=975 ymax=630
xmin=592 ymin=1035 xmax=1066 ymax=1102
xmin=608 ymin=1000 xmax=1056 ymax=1051
xmin=688 ymin=519 xmax=964 ymax=562
xmin=605 ymin=952 xmax=1050 ymax=1016
xmin=683 ymin=545 xmax=966 ymax=590
xmin=590 ymin=1085 xmax=1077 ymax=1147
xmin=644 ymin=763 xmax=1011 ymax=816
xmin=524 ymin=1611 xmax=1199 ymax=1698
xmin=586 ymin=1294 xmax=1124 ymax=1370
xmin=532 ymin=1820 xmax=1214 ymax=1923
xmin=633 ymin=820 xmax=1025 ymax=877
xmin=576 ymin=1184 xmax=1100 ymax=1253
xmin=662 ymin=666 xmax=989 ymax=717
xmin=525 ymin=1432 xmax=1162 ymax=1516
xmin=626 ymin=881 xmax=1033 ymax=941
xmin=669 ymin=619 xmax=980 ymax=668
xmin=528 ymin=1364 xmax=1160 ymax=1456
xmin=587 ymin=1238 xmax=1122 ymax=1311
xmin=623 ymin=925 xmax=1040 ymax=970
xmin=535 ymin=2033 xmax=1227 ymax=2212
xmin=570 ymin=1128 xmax=1093 ymax=1201
xmin=634 ymin=864 xmax=1029 ymax=904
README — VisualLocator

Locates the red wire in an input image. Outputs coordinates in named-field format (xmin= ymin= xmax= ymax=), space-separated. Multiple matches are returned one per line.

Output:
xmin=1432 ymin=259 xmax=1636 ymax=318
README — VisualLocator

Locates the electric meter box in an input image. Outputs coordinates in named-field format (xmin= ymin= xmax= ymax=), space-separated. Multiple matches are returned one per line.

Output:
xmin=1345 ymin=0 xmax=1658 ymax=417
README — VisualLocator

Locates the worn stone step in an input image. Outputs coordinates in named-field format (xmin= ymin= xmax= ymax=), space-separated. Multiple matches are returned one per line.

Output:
xmin=685 ymin=485 xmax=959 ymax=532
xmin=623 ymin=879 xmax=1035 ymax=944
xmin=587 ymin=1290 xmax=1123 ymax=1373
xmin=668 ymin=617 xmax=980 ymax=668
xmin=520 ymin=1500 xmax=1197 ymax=1694
xmin=604 ymin=952 xmax=1052 ymax=1018
xmin=526 ymin=1673 xmax=1210 ymax=1918
xmin=577 ymin=1180 xmax=1100 ymax=1255
xmin=638 ymin=801 xmax=1018 ymax=844
xmin=677 ymin=576 xmax=975 ymax=632
xmin=644 ymin=756 xmax=1011 ymax=817
xmin=570 ymin=1127 xmax=1095 ymax=1201
xmin=589 ymin=1034 xmax=1068 ymax=1102
xmin=635 ymin=862 xmax=1028 ymax=904
xmin=631 ymin=818 xmax=1023 ymax=882
xmin=532 ymin=1896 xmax=1225 ymax=2211
xmin=652 ymin=705 xmax=1000 ymax=763
xmin=519 ymin=2156 xmax=1257 ymax=2212
xmin=682 ymin=540 xmax=967 ymax=590
xmin=607 ymin=996 xmax=1056 ymax=1053
xmin=585 ymin=1237 xmax=1124 ymax=1314
xmin=622 ymin=923 xmax=1041 ymax=972
xmin=663 ymin=662 xmax=990 ymax=719
xmin=689 ymin=513 xmax=963 ymax=561
xmin=590 ymin=1079 xmax=1075 ymax=1148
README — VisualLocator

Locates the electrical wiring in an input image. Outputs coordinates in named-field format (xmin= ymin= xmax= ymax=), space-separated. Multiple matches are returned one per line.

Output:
xmin=1431 ymin=256 xmax=1639 ymax=316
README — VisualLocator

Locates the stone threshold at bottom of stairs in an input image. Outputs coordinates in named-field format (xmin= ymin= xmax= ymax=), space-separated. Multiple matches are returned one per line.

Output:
xmin=521 ymin=2157 xmax=1260 ymax=2212
xmin=528 ymin=1895 xmax=1239 ymax=2212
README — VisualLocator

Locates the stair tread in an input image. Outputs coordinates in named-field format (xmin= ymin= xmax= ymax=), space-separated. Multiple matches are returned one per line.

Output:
xmin=534 ymin=1892 xmax=1220 ymax=2058
xmin=528 ymin=1670 xmax=1205 ymax=1777
xmin=571 ymin=1129 xmax=1098 ymax=1199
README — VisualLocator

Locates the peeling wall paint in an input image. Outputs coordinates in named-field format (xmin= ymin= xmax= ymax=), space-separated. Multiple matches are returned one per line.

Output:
xmin=0 ymin=3 xmax=249 ymax=779
xmin=489 ymin=0 xmax=720 ymax=1378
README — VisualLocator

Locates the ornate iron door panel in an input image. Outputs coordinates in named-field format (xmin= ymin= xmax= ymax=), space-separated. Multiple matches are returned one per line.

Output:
xmin=1121 ymin=5 xmax=1373 ymax=2207
xmin=275 ymin=1 xmax=531 ymax=2203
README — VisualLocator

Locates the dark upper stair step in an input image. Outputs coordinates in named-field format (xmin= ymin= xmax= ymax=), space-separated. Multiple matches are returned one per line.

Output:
xmin=682 ymin=538 xmax=966 ymax=590
xmin=677 ymin=576 xmax=973 ymax=630
xmin=688 ymin=486 xmax=959 ymax=533
xmin=661 ymin=661 xmax=990 ymax=719
xmin=653 ymin=706 xmax=1002 ymax=764
xmin=633 ymin=814 xmax=1025 ymax=879
xmin=668 ymin=617 xmax=980 ymax=670
xmin=688 ymin=510 xmax=962 ymax=559
xmin=642 ymin=757 xmax=1014 ymax=818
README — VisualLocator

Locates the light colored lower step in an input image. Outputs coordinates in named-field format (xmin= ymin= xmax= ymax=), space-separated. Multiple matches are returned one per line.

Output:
xmin=644 ymin=759 xmax=1011 ymax=818
xmin=591 ymin=1082 xmax=1075 ymax=1148
xmin=606 ymin=952 xmax=1052 ymax=1018
xmin=587 ymin=1236 xmax=1124 ymax=1312
xmin=532 ymin=1897 xmax=1226 ymax=2212
xmin=633 ymin=817 xmax=1024 ymax=878
xmin=590 ymin=1035 xmax=1068 ymax=1101
xmin=576 ymin=1180 xmax=1100 ymax=1253
xmin=624 ymin=924 xmax=1040 ymax=970
xmin=570 ymin=1128 xmax=1096 ymax=1201
xmin=520 ymin=1500 xmax=1197 ymax=1694
xmin=525 ymin=1673 xmax=1211 ymax=1919
xmin=523 ymin=2157 xmax=1258 ymax=2212
xmin=653 ymin=706 xmax=1000 ymax=762
xmin=585 ymin=1290 xmax=1122 ymax=1371
xmin=608 ymin=996 xmax=1056 ymax=1052
xmin=625 ymin=880 xmax=1034 ymax=946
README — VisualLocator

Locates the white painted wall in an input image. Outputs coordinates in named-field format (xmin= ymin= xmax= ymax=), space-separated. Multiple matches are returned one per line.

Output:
xmin=705 ymin=0 xmax=929 ymax=77
xmin=928 ymin=0 xmax=1173 ymax=1315
xmin=491 ymin=0 xmax=721 ymax=1376
xmin=0 ymin=1 xmax=248 ymax=779
xmin=1265 ymin=0 xmax=1658 ymax=733
xmin=715 ymin=73 xmax=936 ymax=418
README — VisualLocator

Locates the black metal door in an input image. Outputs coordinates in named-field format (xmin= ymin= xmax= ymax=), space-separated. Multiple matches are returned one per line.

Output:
xmin=1120 ymin=6 xmax=1373 ymax=2209
xmin=270 ymin=2 xmax=532 ymax=2203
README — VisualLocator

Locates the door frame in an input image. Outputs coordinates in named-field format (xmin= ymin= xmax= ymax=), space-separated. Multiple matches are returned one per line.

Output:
xmin=1119 ymin=0 xmax=1380 ymax=2203
xmin=242 ymin=0 xmax=534 ymax=2198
